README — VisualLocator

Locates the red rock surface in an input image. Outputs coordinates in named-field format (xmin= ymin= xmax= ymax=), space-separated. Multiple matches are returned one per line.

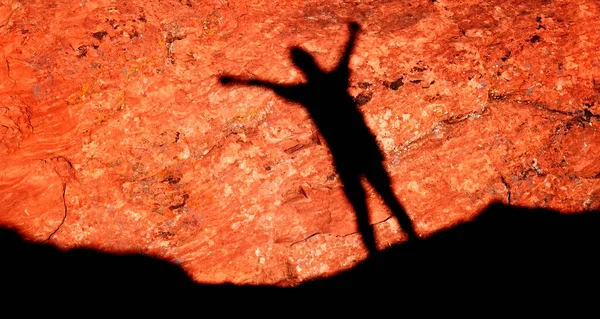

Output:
xmin=1 ymin=0 xmax=599 ymax=286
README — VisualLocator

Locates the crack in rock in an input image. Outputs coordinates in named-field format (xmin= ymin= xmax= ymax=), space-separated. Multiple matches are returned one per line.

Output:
xmin=5 ymin=57 xmax=16 ymax=88
xmin=488 ymin=91 xmax=599 ymax=119
xmin=500 ymin=175 xmax=511 ymax=205
xmin=288 ymin=214 xmax=397 ymax=247
xmin=398 ymin=107 xmax=489 ymax=153
xmin=45 ymin=183 xmax=67 ymax=242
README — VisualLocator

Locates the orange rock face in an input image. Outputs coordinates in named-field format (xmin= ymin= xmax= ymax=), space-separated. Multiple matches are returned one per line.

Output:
xmin=1 ymin=0 xmax=600 ymax=286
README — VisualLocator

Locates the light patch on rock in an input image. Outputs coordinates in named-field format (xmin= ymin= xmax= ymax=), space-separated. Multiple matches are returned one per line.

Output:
xmin=259 ymin=180 xmax=280 ymax=197
xmin=178 ymin=145 xmax=190 ymax=159
xmin=459 ymin=178 xmax=478 ymax=193
xmin=81 ymin=140 xmax=99 ymax=155
xmin=284 ymin=163 xmax=298 ymax=177
xmin=366 ymin=57 xmax=385 ymax=75
xmin=407 ymin=181 xmax=420 ymax=192
xmin=384 ymin=109 xmax=393 ymax=120
xmin=564 ymin=56 xmax=578 ymax=70
xmin=300 ymin=165 xmax=316 ymax=177
xmin=245 ymin=145 xmax=264 ymax=158
xmin=319 ymin=264 xmax=330 ymax=273
xmin=223 ymin=184 xmax=233 ymax=197
xmin=379 ymin=117 xmax=388 ymax=129
xmin=380 ymin=137 xmax=395 ymax=153
xmin=219 ymin=143 xmax=241 ymax=165
xmin=123 ymin=210 xmax=142 ymax=222
xmin=557 ymin=76 xmax=574 ymax=91
xmin=89 ymin=167 xmax=106 ymax=179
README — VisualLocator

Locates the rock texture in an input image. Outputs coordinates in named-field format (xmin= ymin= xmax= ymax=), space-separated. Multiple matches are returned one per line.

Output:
xmin=1 ymin=0 xmax=599 ymax=286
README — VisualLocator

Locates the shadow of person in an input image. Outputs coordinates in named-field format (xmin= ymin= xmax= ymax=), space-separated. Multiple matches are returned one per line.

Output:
xmin=220 ymin=22 xmax=418 ymax=256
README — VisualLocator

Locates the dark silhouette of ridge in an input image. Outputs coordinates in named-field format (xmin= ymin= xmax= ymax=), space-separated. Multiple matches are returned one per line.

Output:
xmin=2 ymin=202 xmax=600 ymax=313
xmin=220 ymin=22 xmax=417 ymax=256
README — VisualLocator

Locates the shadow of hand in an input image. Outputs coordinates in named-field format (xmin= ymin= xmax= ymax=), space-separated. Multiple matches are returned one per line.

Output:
xmin=219 ymin=75 xmax=236 ymax=85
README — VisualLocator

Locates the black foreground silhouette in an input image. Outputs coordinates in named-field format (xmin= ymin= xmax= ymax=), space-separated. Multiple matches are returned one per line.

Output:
xmin=2 ymin=202 xmax=599 ymax=313
xmin=220 ymin=22 xmax=417 ymax=255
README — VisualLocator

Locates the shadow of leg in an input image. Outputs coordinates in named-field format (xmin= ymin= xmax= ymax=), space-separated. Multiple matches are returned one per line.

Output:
xmin=365 ymin=163 xmax=418 ymax=240
xmin=340 ymin=174 xmax=378 ymax=256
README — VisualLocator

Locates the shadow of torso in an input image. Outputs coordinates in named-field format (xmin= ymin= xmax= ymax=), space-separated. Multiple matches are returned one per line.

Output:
xmin=286 ymin=74 xmax=384 ymax=173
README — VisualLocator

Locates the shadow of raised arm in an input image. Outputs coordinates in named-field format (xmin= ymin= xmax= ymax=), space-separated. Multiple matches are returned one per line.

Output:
xmin=333 ymin=22 xmax=361 ymax=80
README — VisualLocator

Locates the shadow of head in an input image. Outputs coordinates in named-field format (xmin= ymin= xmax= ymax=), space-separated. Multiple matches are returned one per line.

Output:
xmin=290 ymin=46 xmax=322 ymax=79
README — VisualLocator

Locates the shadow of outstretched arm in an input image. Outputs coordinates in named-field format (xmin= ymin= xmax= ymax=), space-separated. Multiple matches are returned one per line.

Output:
xmin=219 ymin=76 xmax=272 ymax=88
xmin=220 ymin=75 xmax=304 ymax=102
